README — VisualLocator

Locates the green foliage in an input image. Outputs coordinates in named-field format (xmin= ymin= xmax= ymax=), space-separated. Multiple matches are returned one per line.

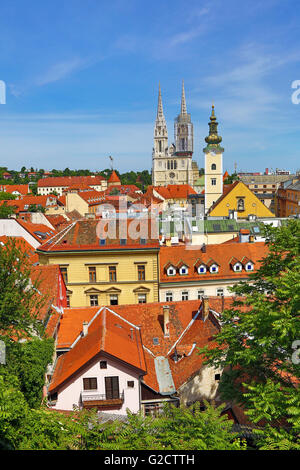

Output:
xmin=1 ymin=338 xmax=54 ymax=408
xmin=0 ymin=237 xmax=46 ymax=338
xmin=92 ymin=402 xmax=245 ymax=450
xmin=0 ymin=192 xmax=17 ymax=201
xmin=0 ymin=204 xmax=16 ymax=219
xmin=198 ymin=220 xmax=300 ymax=449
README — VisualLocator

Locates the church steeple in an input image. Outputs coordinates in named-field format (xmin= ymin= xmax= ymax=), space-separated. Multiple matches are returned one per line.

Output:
xmin=203 ymin=104 xmax=224 ymax=152
xmin=180 ymin=80 xmax=187 ymax=115
xmin=174 ymin=80 xmax=193 ymax=153
xmin=156 ymin=82 xmax=165 ymax=121
xmin=153 ymin=82 xmax=168 ymax=156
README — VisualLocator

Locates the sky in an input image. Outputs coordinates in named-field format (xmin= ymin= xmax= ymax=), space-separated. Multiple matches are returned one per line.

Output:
xmin=0 ymin=0 xmax=300 ymax=174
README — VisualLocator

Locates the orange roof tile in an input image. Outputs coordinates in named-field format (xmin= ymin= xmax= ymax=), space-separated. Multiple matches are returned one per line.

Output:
xmin=108 ymin=170 xmax=121 ymax=184
xmin=159 ymin=242 xmax=268 ymax=283
xmin=49 ymin=307 xmax=146 ymax=392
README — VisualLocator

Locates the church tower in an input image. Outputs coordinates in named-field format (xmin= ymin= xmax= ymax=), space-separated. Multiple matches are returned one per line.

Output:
xmin=204 ymin=105 xmax=224 ymax=213
xmin=152 ymin=81 xmax=197 ymax=187
xmin=174 ymin=80 xmax=194 ymax=153
xmin=152 ymin=84 xmax=169 ymax=186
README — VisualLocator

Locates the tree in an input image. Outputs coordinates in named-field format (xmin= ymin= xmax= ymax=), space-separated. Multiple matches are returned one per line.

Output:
xmin=0 ymin=192 xmax=17 ymax=201
xmin=0 ymin=238 xmax=45 ymax=339
xmin=0 ymin=204 xmax=16 ymax=219
xmin=198 ymin=220 xmax=300 ymax=449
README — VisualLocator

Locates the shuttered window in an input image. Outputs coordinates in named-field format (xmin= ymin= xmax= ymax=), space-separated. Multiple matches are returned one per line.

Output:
xmin=105 ymin=376 xmax=119 ymax=399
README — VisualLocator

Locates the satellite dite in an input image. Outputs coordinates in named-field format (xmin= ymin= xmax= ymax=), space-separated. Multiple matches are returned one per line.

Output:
xmin=0 ymin=80 xmax=6 ymax=104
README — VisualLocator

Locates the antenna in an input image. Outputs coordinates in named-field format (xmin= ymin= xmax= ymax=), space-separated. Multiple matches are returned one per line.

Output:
xmin=109 ymin=155 xmax=114 ymax=170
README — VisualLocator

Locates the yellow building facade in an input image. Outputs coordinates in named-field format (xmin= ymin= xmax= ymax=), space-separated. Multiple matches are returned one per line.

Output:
xmin=208 ymin=180 xmax=274 ymax=218
xmin=36 ymin=220 xmax=160 ymax=308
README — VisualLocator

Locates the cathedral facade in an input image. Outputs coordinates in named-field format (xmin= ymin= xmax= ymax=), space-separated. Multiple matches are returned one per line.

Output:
xmin=151 ymin=81 xmax=198 ymax=187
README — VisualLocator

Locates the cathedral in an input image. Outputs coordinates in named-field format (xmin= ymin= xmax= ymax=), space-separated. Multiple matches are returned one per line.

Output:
xmin=151 ymin=81 xmax=199 ymax=187
xmin=151 ymin=82 xmax=225 ymax=216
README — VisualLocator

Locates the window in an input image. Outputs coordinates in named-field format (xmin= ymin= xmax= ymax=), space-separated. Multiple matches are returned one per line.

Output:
xmin=99 ymin=239 xmax=106 ymax=246
xmin=83 ymin=377 xmax=97 ymax=390
xmin=120 ymin=239 xmax=127 ymax=245
xmin=89 ymin=266 xmax=96 ymax=282
xmin=60 ymin=266 xmax=68 ymax=284
xmin=210 ymin=264 xmax=218 ymax=273
xmin=217 ymin=288 xmax=224 ymax=296
xmin=246 ymin=263 xmax=254 ymax=271
xmin=198 ymin=290 xmax=205 ymax=299
xmin=237 ymin=198 xmax=245 ymax=211
xmin=110 ymin=294 xmax=118 ymax=306
xmin=105 ymin=376 xmax=119 ymax=399
xmin=127 ymin=381 xmax=134 ymax=388
xmin=166 ymin=292 xmax=173 ymax=302
xmin=198 ymin=265 xmax=206 ymax=274
xmin=138 ymin=265 xmax=146 ymax=281
xmin=167 ymin=266 xmax=176 ymax=276
xmin=211 ymin=163 xmax=216 ymax=170
xmin=182 ymin=291 xmax=189 ymax=301
xmin=138 ymin=293 xmax=147 ymax=304
xmin=100 ymin=361 xmax=107 ymax=369
xmin=109 ymin=266 xmax=117 ymax=282
xmin=211 ymin=178 xmax=216 ymax=186
xmin=66 ymin=295 xmax=70 ymax=308
xmin=234 ymin=263 xmax=242 ymax=272
xmin=179 ymin=266 xmax=188 ymax=275
xmin=215 ymin=373 xmax=221 ymax=381
xmin=89 ymin=295 xmax=98 ymax=307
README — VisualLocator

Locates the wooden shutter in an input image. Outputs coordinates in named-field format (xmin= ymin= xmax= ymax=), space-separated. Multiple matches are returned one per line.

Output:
xmin=105 ymin=376 xmax=119 ymax=399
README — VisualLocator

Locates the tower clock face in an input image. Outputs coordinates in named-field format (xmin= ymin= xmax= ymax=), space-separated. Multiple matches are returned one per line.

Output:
xmin=210 ymin=150 xmax=216 ymax=156
xmin=169 ymin=172 xmax=175 ymax=178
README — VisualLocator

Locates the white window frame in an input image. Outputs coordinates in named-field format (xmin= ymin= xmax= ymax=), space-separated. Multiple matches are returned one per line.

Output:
xmin=197 ymin=265 xmax=206 ymax=274
xmin=166 ymin=292 xmax=173 ymax=302
xmin=210 ymin=264 xmax=218 ymax=273
xmin=167 ymin=266 xmax=176 ymax=276
xmin=179 ymin=265 xmax=188 ymax=275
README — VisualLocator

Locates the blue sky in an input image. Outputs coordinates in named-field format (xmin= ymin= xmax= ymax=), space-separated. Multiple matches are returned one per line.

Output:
xmin=0 ymin=0 xmax=300 ymax=174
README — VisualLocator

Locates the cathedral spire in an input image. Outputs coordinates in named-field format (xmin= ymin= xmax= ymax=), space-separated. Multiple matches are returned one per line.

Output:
xmin=180 ymin=80 xmax=187 ymax=115
xmin=156 ymin=82 xmax=165 ymax=121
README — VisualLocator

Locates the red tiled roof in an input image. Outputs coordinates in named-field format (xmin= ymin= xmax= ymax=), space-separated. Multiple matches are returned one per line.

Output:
xmin=37 ymin=219 xmax=160 ymax=252
xmin=55 ymin=298 xmax=235 ymax=394
xmin=0 ymin=235 xmax=38 ymax=264
xmin=49 ymin=307 xmax=146 ymax=392
xmin=37 ymin=175 xmax=106 ymax=188
xmin=153 ymin=184 xmax=197 ymax=200
xmin=0 ymin=184 xmax=29 ymax=196
xmin=108 ymin=170 xmax=121 ymax=184
xmin=17 ymin=219 xmax=57 ymax=244
xmin=159 ymin=242 xmax=268 ymax=283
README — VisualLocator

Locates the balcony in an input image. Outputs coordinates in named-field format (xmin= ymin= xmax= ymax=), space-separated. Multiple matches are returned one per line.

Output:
xmin=81 ymin=391 xmax=124 ymax=409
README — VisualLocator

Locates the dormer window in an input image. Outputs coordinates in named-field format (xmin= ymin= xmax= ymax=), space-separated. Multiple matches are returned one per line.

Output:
xmin=166 ymin=266 xmax=176 ymax=276
xmin=197 ymin=264 xmax=206 ymax=274
xmin=233 ymin=263 xmax=242 ymax=272
xmin=210 ymin=264 xmax=218 ymax=273
xmin=246 ymin=263 xmax=254 ymax=271
xmin=179 ymin=265 xmax=188 ymax=275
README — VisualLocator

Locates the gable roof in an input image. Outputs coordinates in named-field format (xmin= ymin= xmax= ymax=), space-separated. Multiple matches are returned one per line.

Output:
xmin=49 ymin=307 xmax=146 ymax=392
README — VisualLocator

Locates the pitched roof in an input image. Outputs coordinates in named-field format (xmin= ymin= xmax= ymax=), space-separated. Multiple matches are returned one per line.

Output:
xmin=49 ymin=307 xmax=146 ymax=392
xmin=108 ymin=170 xmax=121 ymax=184
xmin=37 ymin=175 xmax=106 ymax=188
xmin=0 ymin=235 xmax=38 ymax=265
xmin=152 ymin=184 xmax=197 ymax=200
xmin=37 ymin=219 xmax=160 ymax=252
xmin=159 ymin=242 xmax=268 ymax=282
xmin=16 ymin=219 xmax=57 ymax=244
xmin=30 ymin=264 xmax=67 ymax=321
xmin=0 ymin=184 xmax=29 ymax=196
xmin=54 ymin=298 xmax=235 ymax=394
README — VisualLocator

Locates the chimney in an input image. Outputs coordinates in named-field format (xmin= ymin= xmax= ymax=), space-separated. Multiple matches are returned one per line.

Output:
xmin=202 ymin=296 xmax=210 ymax=322
xmin=82 ymin=321 xmax=89 ymax=337
xmin=201 ymin=243 xmax=206 ymax=253
xmin=163 ymin=305 xmax=170 ymax=337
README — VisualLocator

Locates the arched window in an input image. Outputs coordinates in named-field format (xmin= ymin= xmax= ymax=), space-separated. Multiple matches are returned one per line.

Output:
xmin=237 ymin=198 xmax=245 ymax=211
xmin=174 ymin=160 xmax=177 ymax=170
xmin=211 ymin=163 xmax=216 ymax=170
